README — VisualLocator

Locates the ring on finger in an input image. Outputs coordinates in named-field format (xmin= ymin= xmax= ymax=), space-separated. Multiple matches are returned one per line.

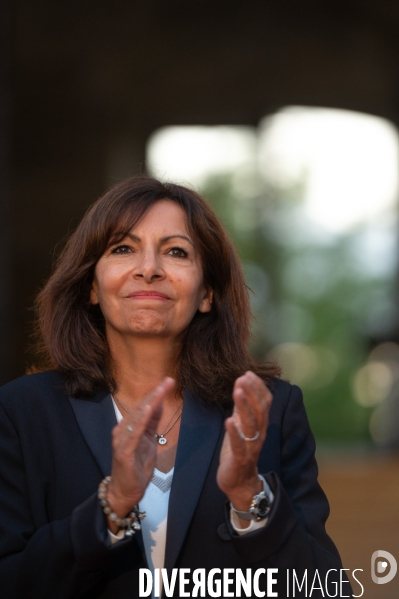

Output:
xmin=239 ymin=430 xmax=260 ymax=442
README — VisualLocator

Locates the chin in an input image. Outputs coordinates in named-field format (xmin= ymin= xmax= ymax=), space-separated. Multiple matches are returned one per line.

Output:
xmin=128 ymin=311 xmax=168 ymax=335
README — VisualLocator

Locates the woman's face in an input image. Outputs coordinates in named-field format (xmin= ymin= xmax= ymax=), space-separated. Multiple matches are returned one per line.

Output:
xmin=90 ymin=200 xmax=212 ymax=344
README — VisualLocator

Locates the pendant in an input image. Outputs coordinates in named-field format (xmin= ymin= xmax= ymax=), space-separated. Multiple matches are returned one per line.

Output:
xmin=155 ymin=434 xmax=167 ymax=445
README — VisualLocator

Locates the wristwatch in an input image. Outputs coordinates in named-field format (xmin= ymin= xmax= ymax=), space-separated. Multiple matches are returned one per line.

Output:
xmin=230 ymin=475 xmax=272 ymax=521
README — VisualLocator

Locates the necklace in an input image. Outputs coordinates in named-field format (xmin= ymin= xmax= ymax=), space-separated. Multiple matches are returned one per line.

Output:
xmin=155 ymin=406 xmax=182 ymax=445
xmin=113 ymin=395 xmax=182 ymax=445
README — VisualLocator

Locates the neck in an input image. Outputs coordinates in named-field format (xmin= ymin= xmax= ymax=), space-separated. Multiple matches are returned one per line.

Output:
xmin=108 ymin=333 xmax=181 ymax=407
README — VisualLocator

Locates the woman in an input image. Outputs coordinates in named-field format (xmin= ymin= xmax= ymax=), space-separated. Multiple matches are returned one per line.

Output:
xmin=0 ymin=176 xmax=348 ymax=598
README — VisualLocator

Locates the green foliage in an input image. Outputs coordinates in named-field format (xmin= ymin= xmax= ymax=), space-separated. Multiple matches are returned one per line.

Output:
xmin=200 ymin=172 xmax=394 ymax=443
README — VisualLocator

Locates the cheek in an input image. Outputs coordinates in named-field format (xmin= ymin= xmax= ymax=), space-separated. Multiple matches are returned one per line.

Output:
xmin=183 ymin=280 xmax=206 ymax=310
xmin=95 ymin=265 xmax=124 ymax=296
xmin=91 ymin=279 xmax=116 ymax=311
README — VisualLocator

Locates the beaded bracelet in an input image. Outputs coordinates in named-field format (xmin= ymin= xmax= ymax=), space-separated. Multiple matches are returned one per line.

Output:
xmin=98 ymin=476 xmax=146 ymax=536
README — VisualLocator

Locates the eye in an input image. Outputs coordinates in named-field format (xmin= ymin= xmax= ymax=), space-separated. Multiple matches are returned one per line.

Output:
xmin=168 ymin=246 xmax=188 ymax=258
xmin=111 ymin=244 xmax=132 ymax=254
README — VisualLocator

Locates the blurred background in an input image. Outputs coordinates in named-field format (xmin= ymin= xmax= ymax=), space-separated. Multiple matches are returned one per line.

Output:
xmin=1 ymin=1 xmax=398 ymax=596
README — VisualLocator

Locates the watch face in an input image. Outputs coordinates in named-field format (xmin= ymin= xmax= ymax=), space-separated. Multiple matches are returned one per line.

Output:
xmin=257 ymin=497 xmax=270 ymax=516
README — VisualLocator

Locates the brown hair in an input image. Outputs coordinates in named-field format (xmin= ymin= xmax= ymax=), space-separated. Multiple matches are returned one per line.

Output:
xmin=34 ymin=175 xmax=280 ymax=405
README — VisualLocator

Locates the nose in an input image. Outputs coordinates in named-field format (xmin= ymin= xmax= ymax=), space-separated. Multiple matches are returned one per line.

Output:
xmin=132 ymin=248 xmax=165 ymax=283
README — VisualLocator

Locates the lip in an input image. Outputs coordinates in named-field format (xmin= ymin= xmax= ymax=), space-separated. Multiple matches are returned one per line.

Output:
xmin=127 ymin=291 xmax=170 ymax=300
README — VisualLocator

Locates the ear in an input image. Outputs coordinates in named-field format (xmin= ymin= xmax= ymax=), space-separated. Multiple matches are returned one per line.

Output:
xmin=198 ymin=287 xmax=213 ymax=313
xmin=89 ymin=281 xmax=99 ymax=305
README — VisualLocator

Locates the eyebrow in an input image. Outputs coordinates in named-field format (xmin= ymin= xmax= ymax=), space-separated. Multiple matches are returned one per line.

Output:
xmin=125 ymin=233 xmax=195 ymax=247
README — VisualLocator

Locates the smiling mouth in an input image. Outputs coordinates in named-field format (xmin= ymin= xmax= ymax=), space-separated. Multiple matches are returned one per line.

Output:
xmin=128 ymin=292 xmax=170 ymax=300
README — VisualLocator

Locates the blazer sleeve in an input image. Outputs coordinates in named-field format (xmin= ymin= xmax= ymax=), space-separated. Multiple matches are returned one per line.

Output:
xmin=0 ymin=400 xmax=136 ymax=599
xmin=225 ymin=384 xmax=353 ymax=598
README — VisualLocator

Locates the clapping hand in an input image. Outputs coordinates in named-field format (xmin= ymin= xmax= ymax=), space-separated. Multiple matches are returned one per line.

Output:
xmin=217 ymin=371 xmax=272 ymax=518
xmin=106 ymin=378 xmax=175 ymax=527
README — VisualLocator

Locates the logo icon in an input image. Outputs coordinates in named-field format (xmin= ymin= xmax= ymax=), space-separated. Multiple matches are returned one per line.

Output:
xmin=371 ymin=550 xmax=397 ymax=584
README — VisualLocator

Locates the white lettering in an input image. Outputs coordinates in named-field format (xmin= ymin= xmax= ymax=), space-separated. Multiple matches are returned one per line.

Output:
xmin=351 ymin=569 xmax=364 ymax=598
xmin=268 ymin=568 xmax=278 ymax=598
xmin=324 ymin=569 xmax=338 ymax=597
xmin=179 ymin=569 xmax=191 ymax=597
xmin=192 ymin=569 xmax=206 ymax=597
xmin=309 ymin=571 xmax=324 ymax=597
xmin=139 ymin=567 xmax=284 ymax=597
xmin=253 ymin=568 xmax=266 ymax=598
xmin=223 ymin=568 xmax=235 ymax=597
xmin=162 ymin=569 xmax=178 ymax=597
xmin=207 ymin=569 xmax=221 ymax=597
xmin=154 ymin=569 xmax=160 ymax=598
xmin=139 ymin=569 xmax=152 ymax=597
xmin=236 ymin=569 xmax=252 ymax=597
xmin=293 ymin=570 xmax=307 ymax=596
xmin=340 ymin=569 xmax=351 ymax=597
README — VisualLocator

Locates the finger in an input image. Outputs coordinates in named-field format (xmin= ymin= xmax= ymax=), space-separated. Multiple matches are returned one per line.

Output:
xmin=234 ymin=374 xmax=271 ymax=430
xmin=224 ymin=417 xmax=248 ymax=464
xmin=112 ymin=403 xmax=149 ymax=443
xmin=225 ymin=417 xmax=261 ymax=470
xmin=114 ymin=397 xmax=160 ymax=449
xmin=232 ymin=388 xmax=259 ymax=438
xmin=233 ymin=383 xmax=265 ymax=436
xmin=123 ymin=404 xmax=156 ymax=451
xmin=137 ymin=378 xmax=174 ymax=434
xmin=113 ymin=378 xmax=176 ymax=450
xmin=245 ymin=371 xmax=272 ymax=407
xmin=141 ymin=377 xmax=175 ymax=435
xmin=121 ymin=377 xmax=175 ymax=433
xmin=234 ymin=375 xmax=266 ymax=413
xmin=146 ymin=403 xmax=164 ymax=438
xmin=140 ymin=377 xmax=176 ymax=411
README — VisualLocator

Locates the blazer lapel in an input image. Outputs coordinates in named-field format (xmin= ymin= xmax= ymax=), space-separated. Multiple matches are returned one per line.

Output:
xmin=164 ymin=390 xmax=225 ymax=571
xmin=69 ymin=389 xmax=147 ymax=559
xmin=69 ymin=390 xmax=116 ymax=477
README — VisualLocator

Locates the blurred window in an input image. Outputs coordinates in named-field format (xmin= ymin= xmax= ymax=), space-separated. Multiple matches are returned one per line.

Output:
xmin=147 ymin=108 xmax=399 ymax=445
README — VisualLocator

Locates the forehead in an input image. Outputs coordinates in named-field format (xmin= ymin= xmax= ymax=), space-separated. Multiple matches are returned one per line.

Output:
xmin=129 ymin=199 xmax=190 ymax=236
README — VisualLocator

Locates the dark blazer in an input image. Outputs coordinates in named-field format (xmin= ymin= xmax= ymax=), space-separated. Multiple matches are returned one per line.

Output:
xmin=0 ymin=371 xmax=348 ymax=598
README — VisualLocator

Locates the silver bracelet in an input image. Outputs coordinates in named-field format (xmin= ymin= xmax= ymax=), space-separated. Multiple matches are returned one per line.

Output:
xmin=98 ymin=476 xmax=146 ymax=536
